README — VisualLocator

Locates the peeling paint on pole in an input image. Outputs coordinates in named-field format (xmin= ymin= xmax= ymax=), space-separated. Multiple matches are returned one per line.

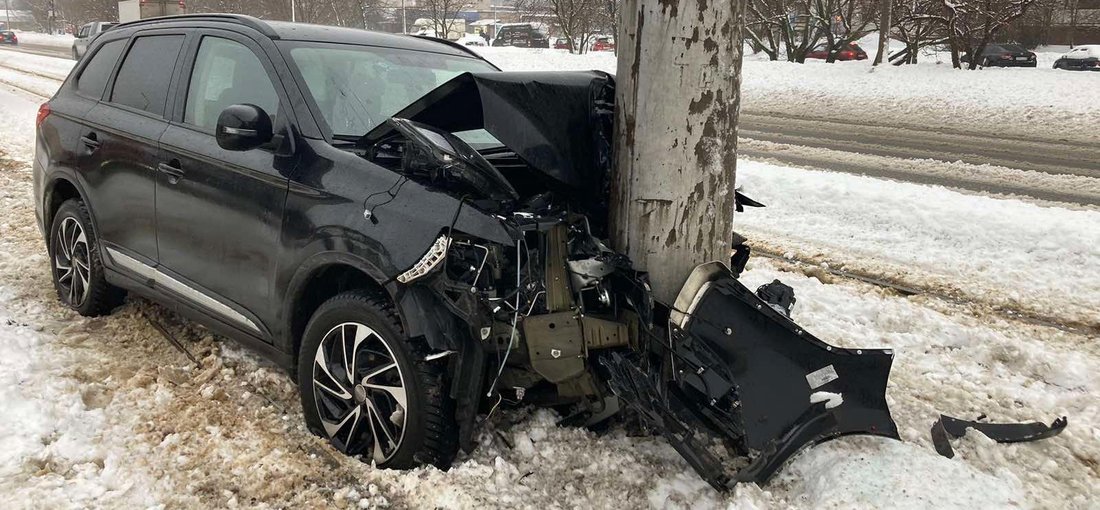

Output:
xmin=611 ymin=0 xmax=744 ymax=303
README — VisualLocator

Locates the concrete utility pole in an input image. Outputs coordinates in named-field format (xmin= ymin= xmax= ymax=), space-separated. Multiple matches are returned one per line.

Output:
xmin=610 ymin=0 xmax=744 ymax=304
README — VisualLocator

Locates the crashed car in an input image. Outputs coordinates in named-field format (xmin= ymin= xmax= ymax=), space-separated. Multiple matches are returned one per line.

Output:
xmin=35 ymin=16 xmax=1059 ymax=490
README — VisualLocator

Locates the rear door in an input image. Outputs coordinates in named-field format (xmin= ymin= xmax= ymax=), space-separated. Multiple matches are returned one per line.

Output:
xmin=81 ymin=31 xmax=188 ymax=270
xmin=155 ymin=30 xmax=295 ymax=338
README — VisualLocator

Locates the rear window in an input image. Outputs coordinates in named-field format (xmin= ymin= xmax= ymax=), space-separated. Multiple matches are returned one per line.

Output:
xmin=76 ymin=39 xmax=125 ymax=99
xmin=110 ymin=35 xmax=185 ymax=116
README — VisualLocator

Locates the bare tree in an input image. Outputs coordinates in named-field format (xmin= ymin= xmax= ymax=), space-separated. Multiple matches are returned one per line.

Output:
xmin=548 ymin=0 xmax=600 ymax=53
xmin=746 ymin=0 xmax=879 ymax=63
xmin=939 ymin=0 xmax=1040 ymax=69
xmin=611 ymin=0 xmax=743 ymax=302
xmin=421 ymin=0 xmax=472 ymax=39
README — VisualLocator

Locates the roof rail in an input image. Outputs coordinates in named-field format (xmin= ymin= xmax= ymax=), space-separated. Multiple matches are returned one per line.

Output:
xmin=407 ymin=34 xmax=484 ymax=59
xmin=112 ymin=14 xmax=278 ymax=38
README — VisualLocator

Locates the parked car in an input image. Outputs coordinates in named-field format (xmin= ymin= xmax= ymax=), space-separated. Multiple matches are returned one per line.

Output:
xmin=591 ymin=36 xmax=615 ymax=52
xmin=961 ymin=43 xmax=1036 ymax=67
xmin=455 ymin=33 xmax=486 ymax=46
xmin=0 ymin=30 xmax=17 ymax=46
xmin=1053 ymin=45 xmax=1100 ymax=71
xmin=805 ymin=42 xmax=867 ymax=61
xmin=35 ymin=14 xmax=908 ymax=490
xmin=491 ymin=23 xmax=549 ymax=48
xmin=553 ymin=37 xmax=572 ymax=50
xmin=72 ymin=21 xmax=116 ymax=59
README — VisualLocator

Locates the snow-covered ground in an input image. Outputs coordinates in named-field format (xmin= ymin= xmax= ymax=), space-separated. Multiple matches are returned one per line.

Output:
xmin=1 ymin=46 xmax=1097 ymax=508
xmin=471 ymin=46 xmax=1100 ymax=144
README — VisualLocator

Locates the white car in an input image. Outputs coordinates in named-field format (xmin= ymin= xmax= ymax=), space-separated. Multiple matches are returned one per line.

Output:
xmin=1053 ymin=45 xmax=1100 ymax=71
xmin=72 ymin=21 xmax=116 ymax=60
xmin=456 ymin=34 xmax=487 ymax=47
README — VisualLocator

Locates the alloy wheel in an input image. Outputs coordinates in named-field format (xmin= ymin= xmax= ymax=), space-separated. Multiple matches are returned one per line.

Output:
xmin=312 ymin=321 xmax=408 ymax=462
xmin=54 ymin=216 xmax=91 ymax=307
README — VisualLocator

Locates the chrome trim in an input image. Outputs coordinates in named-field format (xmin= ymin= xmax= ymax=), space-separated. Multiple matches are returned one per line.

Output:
xmin=105 ymin=247 xmax=261 ymax=334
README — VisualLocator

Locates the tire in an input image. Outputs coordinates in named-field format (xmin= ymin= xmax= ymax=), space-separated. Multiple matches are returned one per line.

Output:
xmin=48 ymin=199 xmax=124 ymax=316
xmin=298 ymin=290 xmax=458 ymax=469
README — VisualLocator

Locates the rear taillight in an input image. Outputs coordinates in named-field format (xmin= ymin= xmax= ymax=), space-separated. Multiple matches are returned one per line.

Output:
xmin=840 ymin=50 xmax=853 ymax=58
xmin=36 ymin=103 xmax=51 ymax=128
xmin=1001 ymin=53 xmax=1012 ymax=59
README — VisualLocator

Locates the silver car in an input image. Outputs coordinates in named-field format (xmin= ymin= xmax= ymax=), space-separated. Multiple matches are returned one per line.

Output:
xmin=72 ymin=21 xmax=116 ymax=59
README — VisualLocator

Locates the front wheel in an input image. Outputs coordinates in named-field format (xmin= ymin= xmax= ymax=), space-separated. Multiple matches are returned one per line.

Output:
xmin=298 ymin=290 xmax=457 ymax=468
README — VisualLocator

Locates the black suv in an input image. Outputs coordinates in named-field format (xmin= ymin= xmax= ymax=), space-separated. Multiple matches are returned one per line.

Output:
xmin=35 ymin=14 xmax=899 ymax=488
xmin=491 ymin=23 xmax=550 ymax=48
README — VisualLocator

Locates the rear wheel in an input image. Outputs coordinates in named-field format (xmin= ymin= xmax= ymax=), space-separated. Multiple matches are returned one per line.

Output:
xmin=49 ymin=199 xmax=124 ymax=316
xmin=298 ymin=290 xmax=457 ymax=468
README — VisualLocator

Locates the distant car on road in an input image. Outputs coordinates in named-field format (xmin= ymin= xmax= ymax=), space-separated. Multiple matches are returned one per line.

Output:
xmin=0 ymin=31 xmax=17 ymax=46
xmin=961 ymin=44 xmax=1036 ymax=67
xmin=553 ymin=37 xmax=571 ymax=50
xmin=72 ymin=21 xmax=117 ymax=59
xmin=805 ymin=42 xmax=867 ymax=61
xmin=1053 ymin=45 xmax=1100 ymax=71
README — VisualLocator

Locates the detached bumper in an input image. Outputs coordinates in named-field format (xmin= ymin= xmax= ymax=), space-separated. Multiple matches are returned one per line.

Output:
xmin=605 ymin=263 xmax=898 ymax=490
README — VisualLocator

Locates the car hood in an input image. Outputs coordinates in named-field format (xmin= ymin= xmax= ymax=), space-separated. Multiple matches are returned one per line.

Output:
xmin=362 ymin=71 xmax=616 ymax=208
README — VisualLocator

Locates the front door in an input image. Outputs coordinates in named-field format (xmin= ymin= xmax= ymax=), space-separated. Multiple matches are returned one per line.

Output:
xmin=155 ymin=31 xmax=293 ymax=338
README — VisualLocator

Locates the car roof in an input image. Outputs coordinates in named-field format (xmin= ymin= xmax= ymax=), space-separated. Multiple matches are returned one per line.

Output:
xmin=112 ymin=14 xmax=476 ymax=58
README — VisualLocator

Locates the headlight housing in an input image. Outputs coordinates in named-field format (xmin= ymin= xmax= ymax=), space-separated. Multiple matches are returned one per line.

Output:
xmin=397 ymin=235 xmax=450 ymax=284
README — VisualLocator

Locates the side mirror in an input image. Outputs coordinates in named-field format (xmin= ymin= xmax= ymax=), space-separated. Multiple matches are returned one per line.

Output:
xmin=216 ymin=104 xmax=273 ymax=151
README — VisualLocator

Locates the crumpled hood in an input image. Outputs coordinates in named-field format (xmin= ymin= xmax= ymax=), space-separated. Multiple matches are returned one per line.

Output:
xmin=363 ymin=71 xmax=616 ymax=207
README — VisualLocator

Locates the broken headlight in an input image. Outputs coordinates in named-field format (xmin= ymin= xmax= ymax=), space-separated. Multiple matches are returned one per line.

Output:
xmin=397 ymin=235 xmax=451 ymax=284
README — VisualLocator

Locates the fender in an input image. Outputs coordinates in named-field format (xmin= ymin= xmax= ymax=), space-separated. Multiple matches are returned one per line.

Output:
xmin=281 ymin=244 xmax=466 ymax=356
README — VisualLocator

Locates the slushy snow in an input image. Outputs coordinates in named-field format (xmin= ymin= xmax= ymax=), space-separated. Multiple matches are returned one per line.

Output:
xmin=0 ymin=43 xmax=1096 ymax=509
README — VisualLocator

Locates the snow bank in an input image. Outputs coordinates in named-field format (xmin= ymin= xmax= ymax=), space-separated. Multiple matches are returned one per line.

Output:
xmin=472 ymin=46 xmax=1100 ymax=144
xmin=9 ymin=31 xmax=74 ymax=50
xmin=735 ymin=159 xmax=1100 ymax=327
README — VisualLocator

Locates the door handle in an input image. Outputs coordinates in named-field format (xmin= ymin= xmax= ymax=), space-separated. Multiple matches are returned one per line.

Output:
xmin=80 ymin=134 xmax=99 ymax=150
xmin=157 ymin=160 xmax=185 ymax=185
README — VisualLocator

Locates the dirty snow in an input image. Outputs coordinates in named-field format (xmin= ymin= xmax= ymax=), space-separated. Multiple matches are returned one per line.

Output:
xmin=1 ymin=47 xmax=1098 ymax=509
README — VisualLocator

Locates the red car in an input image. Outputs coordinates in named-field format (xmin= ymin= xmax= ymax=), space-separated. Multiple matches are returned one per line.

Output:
xmin=591 ymin=36 xmax=615 ymax=52
xmin=553 ymin=37 xmax=572 ymax=50
xmin=0 ymin=31 xmax=17 ymax=46
xmin=806 ymin=42 xmax=867 ymax=61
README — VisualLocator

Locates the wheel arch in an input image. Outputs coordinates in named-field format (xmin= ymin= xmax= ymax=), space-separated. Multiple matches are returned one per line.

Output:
xmin=283 ymin=251 xmax=468 ymax=368
xmin=44 ymin=175 xmax=93 ymax=237
xmin=284 ymin=254 xmax=392 ymax=362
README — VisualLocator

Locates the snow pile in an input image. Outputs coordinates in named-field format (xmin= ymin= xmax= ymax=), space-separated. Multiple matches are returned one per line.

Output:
xmin=9 ymin=31 xmax=75 ymax=50
xmin=472 ymin=46 xmax=1100 ymax=144
xmin=735 ymin=159 xmax=1100 ymax=328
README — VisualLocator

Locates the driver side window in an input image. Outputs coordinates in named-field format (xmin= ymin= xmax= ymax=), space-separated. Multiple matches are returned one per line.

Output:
xmin=184 ymin=36 xmax=279 ymax=132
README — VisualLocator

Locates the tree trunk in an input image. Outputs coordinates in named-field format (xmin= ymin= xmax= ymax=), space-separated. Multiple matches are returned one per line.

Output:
xmin=611 ymin=0 xmax=743 ymax=304
xmin=873 ymin=0 xmax=892 ymax=65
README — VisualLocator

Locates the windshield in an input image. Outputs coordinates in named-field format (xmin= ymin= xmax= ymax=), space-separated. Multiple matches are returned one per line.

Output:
xmin=284 ymin=43 xmax=496 ymax=138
